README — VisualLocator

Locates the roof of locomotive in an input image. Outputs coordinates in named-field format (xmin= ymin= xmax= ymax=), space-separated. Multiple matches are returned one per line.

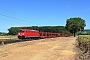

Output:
xmin=19 ymin=28 xmax=39 ymax=32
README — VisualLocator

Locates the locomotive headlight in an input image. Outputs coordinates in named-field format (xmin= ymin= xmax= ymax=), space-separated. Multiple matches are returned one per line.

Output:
xmin=18 ymin=33 xmax=20 ymax=35
xmin=22 ymin=33 xmax=24 ymax=35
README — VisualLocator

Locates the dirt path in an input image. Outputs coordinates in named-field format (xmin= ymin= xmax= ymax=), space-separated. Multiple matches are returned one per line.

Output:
xmin=0 ymin=37 xmax=77 ymax=60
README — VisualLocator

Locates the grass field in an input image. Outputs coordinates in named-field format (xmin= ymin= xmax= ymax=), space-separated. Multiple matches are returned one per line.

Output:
xmin=0 ymin=35 xmax=18 ymax=39
xmin=78 ymin=35 xmax=90 ymax=38
xmin=78 ymin=35 xmax=90 ymax=43
xmin=77 ymin=35 xmax=90 ymax=59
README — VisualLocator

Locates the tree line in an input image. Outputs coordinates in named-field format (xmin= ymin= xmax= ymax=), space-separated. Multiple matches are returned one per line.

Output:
xmin=8 ymin=26 xmax=71 ymax=35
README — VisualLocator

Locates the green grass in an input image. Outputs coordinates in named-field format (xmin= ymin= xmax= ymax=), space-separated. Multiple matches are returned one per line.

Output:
xmin=77 ymin=35 xmax=90 ymax=60
xmin=78 ymin=35 xmax=90 ymax=42
xmin=78 ymin=35 xmax=90 ymax=39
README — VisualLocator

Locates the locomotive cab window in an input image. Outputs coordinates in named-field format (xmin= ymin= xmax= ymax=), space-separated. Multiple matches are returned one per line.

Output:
xmin=19 ymin=30 xmax=24 ymax=32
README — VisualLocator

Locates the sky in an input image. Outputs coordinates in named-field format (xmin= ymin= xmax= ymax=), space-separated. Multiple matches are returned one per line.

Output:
xmin=0 ymin=0 xmax=90 ymax=32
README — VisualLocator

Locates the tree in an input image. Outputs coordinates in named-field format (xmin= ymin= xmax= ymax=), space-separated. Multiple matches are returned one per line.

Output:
xmin=65 ymin=17 xmax=86 ymax=37
xmin=8 ymin=27 xmax=20 ymax=35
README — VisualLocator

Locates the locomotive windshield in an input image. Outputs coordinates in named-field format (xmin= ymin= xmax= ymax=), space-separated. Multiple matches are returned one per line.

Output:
xmin=19 ymin=30 xmax=24 ymax=32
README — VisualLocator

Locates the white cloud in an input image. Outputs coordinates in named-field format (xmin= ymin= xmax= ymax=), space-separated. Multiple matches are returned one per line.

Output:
xmin=65 ymin=6 xmax=71 ymax=9
xmin=81 ymin=8 xmax=90 ymax=12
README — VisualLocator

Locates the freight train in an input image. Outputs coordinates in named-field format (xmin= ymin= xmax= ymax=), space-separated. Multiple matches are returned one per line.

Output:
xmin=18 ymin=28 xmax=73 ymax=39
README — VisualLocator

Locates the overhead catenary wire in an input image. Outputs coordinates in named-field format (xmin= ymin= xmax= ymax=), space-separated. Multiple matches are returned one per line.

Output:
xmin=0 ymin=7 xmax=40 ymax=26
xmin=0 ymin=7 xmax=17 ymax=15
xmin=0 ymin=18 xmax=27 ymax=24
xmin=0 ymin=14 xmax=37 ymax=25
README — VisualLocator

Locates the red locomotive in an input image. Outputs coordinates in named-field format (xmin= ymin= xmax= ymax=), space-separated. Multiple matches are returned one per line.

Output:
xmin=18 ymin=28 xmax=73 ymax=39
xmin=18 ymin=28 xmax=39 ymax=39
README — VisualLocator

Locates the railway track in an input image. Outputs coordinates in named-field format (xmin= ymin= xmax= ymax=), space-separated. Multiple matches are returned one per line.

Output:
xmin=0 ymin=36 xmax=73 ymax=46
xmin=0 ymin=39 xmax=34 ymax=45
